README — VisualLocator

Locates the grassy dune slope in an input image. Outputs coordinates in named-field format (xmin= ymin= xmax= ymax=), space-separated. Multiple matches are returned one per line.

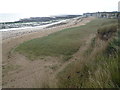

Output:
xmin=15 ymin=18 xmax=116 ymax=61
xmin=57 ymin=19 xmax=119 ymax=88
xmin=14 ymin=18 xmax=119 ymax=88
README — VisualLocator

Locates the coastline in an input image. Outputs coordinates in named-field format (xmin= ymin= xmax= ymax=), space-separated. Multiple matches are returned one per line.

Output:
xmin=1 ymin=17 xmax=81 ymax=40
xmin=1 ymin=16 xmax=93 ymax=40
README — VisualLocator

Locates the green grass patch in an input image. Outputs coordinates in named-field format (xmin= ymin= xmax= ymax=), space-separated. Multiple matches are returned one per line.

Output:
xmin=15 ymin=18 xmax=116 ymax=61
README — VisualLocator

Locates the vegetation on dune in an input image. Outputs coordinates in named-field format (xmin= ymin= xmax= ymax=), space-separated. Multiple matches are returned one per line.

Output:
xmin=58 ymin=19 xmax=119 ymax=88
xmin=14 ymin=18 xmax=119 ymax=88
xmin=15 ymin=18 xmax=115 ymax=61
xmin=97 ymin=24 xmax=117 ymax=40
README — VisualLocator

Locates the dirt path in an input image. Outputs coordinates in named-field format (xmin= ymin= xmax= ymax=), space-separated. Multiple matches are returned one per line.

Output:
xmin=2 ymin=17 xmax=95 ymax=88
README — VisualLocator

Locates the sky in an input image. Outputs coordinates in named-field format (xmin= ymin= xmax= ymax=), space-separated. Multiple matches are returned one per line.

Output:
xmin=0 ymin=0 xmax=119 ymax=22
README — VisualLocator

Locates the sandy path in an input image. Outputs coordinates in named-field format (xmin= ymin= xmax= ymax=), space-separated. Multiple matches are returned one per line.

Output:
xmin=2 ymin=17 xmax=95 ymax=88
xmin=54 ymin=34 xmax=95 ymax=75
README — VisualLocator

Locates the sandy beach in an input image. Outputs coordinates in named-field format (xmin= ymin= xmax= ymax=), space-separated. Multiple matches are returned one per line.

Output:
xmin=2 ymin=17 xmax=95 ymax=88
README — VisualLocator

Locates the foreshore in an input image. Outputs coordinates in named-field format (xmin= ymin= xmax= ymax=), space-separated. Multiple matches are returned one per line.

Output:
xmin=1 ymin=17 xmax=92 ymax=40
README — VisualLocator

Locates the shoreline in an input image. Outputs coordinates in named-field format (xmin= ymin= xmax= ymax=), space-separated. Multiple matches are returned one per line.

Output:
xmin=1 ymin=18 xmax=78 ymax=40
xmin=0 ymin=19 xmax=69 ymax=32
xmin=2 ymin=16 xmax=93 ymax=41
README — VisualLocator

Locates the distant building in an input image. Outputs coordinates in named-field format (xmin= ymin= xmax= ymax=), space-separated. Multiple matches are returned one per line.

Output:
xmin=97 ymin=12 xmax=119 ymax=19
xmin=83 ymin=11 xmax=120 ymax=19
xmin=83 ymin=13 xmax=95 ymax=17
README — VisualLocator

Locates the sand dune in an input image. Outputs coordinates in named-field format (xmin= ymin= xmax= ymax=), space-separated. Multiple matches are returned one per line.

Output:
xmin=2 ymin=17 xmax=95 ymax=88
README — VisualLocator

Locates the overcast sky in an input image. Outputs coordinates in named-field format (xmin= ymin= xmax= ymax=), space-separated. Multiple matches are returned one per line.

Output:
xmin=0 ymin=0 xmax=119 ymax=22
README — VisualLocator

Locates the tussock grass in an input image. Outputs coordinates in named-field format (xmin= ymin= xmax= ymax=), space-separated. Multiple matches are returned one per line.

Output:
xmin=15 ymin=18 xmax=112 ymax=61
xmin=97 ymin=24 xmax=117 ymax=40
xmin=57 ymin=19 xmax=119 ymax=88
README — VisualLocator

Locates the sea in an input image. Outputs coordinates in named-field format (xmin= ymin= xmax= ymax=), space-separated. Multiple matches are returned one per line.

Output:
xmin=0 ymin=19 xmax=67 ymax=32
